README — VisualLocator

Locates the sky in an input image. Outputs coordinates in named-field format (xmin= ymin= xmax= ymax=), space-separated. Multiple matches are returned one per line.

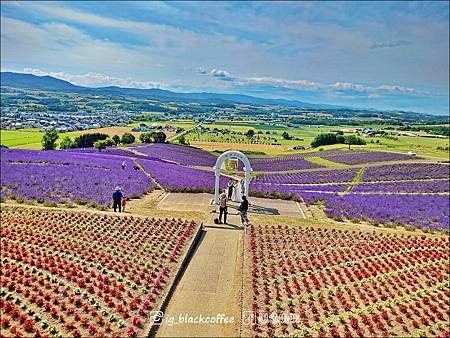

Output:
xmin=1 ymin=1 xmax=449 ymax=115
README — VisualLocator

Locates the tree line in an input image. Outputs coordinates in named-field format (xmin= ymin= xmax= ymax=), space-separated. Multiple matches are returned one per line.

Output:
xmin=311 ymin=131 xmax=366 ymax=149
xmin=41 ymin=130 xmax=167 ymax=150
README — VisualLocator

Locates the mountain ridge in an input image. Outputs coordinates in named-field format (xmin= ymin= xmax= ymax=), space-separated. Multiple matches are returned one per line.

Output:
xmin=0 ymin=71 xmax=354 ymax=110
xmin=0 ymin=71 xmax=436 ymax=116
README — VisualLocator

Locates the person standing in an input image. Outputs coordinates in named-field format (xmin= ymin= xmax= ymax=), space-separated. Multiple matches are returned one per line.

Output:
xmin=112 ymin=187 xmax=123 ymax=212
xmin=240 ymin=179 xmax=245 ymax=196
xmin=227 ymin=180 xmax=234 ymax=200
xmin=238 ymin=195 xmax=249 ymax=228
xmin=234 ymin=180 xmax=243 ymax=203
xmin=121 ymin=160 xmax=126 ymax=170
xmin=218 ymin=192 xmax=228 ymax=224
xmin=121 ymin=196 xmax=127 ymax=212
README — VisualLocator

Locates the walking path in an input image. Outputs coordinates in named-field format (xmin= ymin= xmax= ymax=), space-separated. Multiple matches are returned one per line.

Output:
xmin=152 ymin=192 xmax=302 ymax=337
xmin=156 ymin=213 xmax=243 ymax=337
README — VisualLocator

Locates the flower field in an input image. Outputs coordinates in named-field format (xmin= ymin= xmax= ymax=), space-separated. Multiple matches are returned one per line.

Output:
xmin=361 ymin=163 xmax=450 ymax=181
xmin=0 ymin=206 xmax=199 ymax=338
xmin=322 ymin=151 xmax=414 ymax=165
xmin=243 ymin=156 xmax=323 ymax=172
xmin=0 ymin=149 xmax=155 ymax=207
xmin=245 ymin=224 xmax=450 ymax=338
xmin=353 ymin=180 xmax=449 ymax=193
xmin=253 ymin=168 xmax=358 ymax=185
xmin=137 ymin=158 xmax=227 ymax=192
xmin=129 ymin=144 xmax=218 ymax=167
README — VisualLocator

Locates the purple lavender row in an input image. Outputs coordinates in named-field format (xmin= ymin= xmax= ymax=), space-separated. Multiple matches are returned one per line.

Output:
xmin=361 ymin=163 xmax=450 ymax=181
xmin=0 ymin=149 xmax=154 ymax=206
xmin=239 ymin=149 xmax=359 ymax=172
xmin=137 ymin=158 xmax=227 ymax=192
xmin=298 ymin=192 xmax=449 ymax=231
xmin=66 ymin=146 xmax=169 ymax=163
xmin=353 ymin=180 xmax=449 ymax=193
xmin=242 ymin=157 xmax=322 ymax=172
xmin=322 ymin=151 xmax=413 ymax=165
xmin=129 ymin=144 xmax=217 ymax=167
xmin=250 ymin=183 xmax=346 ymax=200
xmin=253 ymin=168 xmax=358 ymax=184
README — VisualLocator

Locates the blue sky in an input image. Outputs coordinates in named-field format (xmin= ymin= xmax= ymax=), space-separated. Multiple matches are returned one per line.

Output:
xmin=1 ymin=1 xmax=449 ymax=115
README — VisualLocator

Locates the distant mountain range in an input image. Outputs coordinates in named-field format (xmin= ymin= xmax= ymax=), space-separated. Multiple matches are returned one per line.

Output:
xmin=0 ymin=71 xmax=353 ymax=110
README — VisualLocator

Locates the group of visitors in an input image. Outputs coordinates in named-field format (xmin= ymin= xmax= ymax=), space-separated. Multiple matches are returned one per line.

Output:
xmin=112 ymin=163 xmax=250 ymax=227
xmin=218 ymin=178 xmax=250 ymax=228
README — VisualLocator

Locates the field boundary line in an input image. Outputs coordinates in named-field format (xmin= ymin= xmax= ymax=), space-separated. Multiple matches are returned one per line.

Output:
xmin=157 ymin=192 xmax=171 ymax=208
xmin=344 ymin=165 xmax=365 ymax=192
xmin=147 ymin=223 xmax=205 ymax=338
xmin=296 ymin=201 xmax=306 ymax=218
xmin=133 ymin=158 xmax=165 ymax=191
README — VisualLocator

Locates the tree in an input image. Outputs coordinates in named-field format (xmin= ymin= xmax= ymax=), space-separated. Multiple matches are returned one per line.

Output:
xmin=344 ymin=135 xmax=366 ymax=149
xmin=60 ymin=136 xmax=74 ymax=149
xmin=94 ymin=140 xmax=107 ymax=151
xmin=112 ymin=135 xmax=120 ymax=145
xmin=42 ymin=130 xmax=59 ymax=150
xmin=73 ymin=133 xmax=108 ymax=148
xmin=152 ymin=131 xmax=166 ymax=143
xmin=282 ymin=131 xmax=291 ymax=140
xmin=140 ymin=132 xmax=153 ymax=143
xmin=246 ymin=129 xmax=255 ymax=138
xmin=178 ymin=134 xmax=189 ymax=145
xmin=121 ymin=132 xmax=136 ymax=144
xmin=310 ymin=133 xmax=339 ymax=148
xmin=104 ymin=138 xmax=115 ymax=146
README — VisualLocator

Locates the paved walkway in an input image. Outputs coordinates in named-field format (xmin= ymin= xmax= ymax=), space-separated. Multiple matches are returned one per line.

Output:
xmin=156 ymin=223 xmax=243 ymax=337
xmin=157 ymin=192 xmax=303 ymax=217
xmin=154 ymin=192 xmax=303 ymax=337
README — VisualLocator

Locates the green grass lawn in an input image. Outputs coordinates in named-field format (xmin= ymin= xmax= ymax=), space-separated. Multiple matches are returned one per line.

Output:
xmin=305 ymin=156 xmax=349 ymax=168
xmin=0 ymin=129 xmax=44 ymax=148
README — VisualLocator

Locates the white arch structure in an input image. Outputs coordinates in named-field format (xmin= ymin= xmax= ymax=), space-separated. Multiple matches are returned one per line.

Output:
xmin=213 ymin=150 xmax=253 ymax=204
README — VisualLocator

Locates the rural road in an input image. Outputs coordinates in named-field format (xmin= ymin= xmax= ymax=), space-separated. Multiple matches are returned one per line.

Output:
xmin=168 ymin=122 xmax=202 ymax=142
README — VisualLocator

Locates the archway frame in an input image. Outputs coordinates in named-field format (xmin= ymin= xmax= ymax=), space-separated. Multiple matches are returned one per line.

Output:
xmin=213 ymin=150 xmax=253 ymax=204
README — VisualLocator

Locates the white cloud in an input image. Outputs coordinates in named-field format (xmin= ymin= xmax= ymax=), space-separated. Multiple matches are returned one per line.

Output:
xmin=198 ymin=67 xmax=429 ymax=96
xmin=370 ymin=40 xmax=412 ymax=49
xmin=209 ymin=68 xmax=232 ymax=79
xmin=21 ymin=68 xmax=162 ymax=88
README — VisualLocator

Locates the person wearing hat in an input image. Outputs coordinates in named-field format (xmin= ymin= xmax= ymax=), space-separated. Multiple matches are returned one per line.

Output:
xmin=112 ymin=187 xmax=123 ymax=212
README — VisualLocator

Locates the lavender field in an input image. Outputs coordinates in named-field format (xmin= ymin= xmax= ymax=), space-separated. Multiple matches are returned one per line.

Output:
xmin=253 ymin=167 xmax=358 ymax=184
xmin=129 ymin=143 xmax=217 ymax=167
xmin=0 ymin=149 xmax=155 ymax=207
xmin=322 ymin=150 xmax=414 ymax=164
xmin=362 ymin=163 xmax=450 ymax=181
xmin=353 ymin=179 xmax=449 ymax=193
xmin=137 ymin=158 xmax=227 ymax=192
xmin=242 ymin=155 xmax=323 ymax=171
xmin=1 ymin=146 xmax=448 ymax=232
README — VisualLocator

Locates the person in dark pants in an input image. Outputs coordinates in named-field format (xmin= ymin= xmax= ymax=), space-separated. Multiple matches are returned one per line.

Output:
xmin=238 ymin=195 xmax=249 ymax=228
xmin=112 ymin=187 xmax=123 ymax=212
xmin=218 ymin=192 xmax=228 ymax=224
xmin=227 ymin=180 xmax=234 ymax=200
